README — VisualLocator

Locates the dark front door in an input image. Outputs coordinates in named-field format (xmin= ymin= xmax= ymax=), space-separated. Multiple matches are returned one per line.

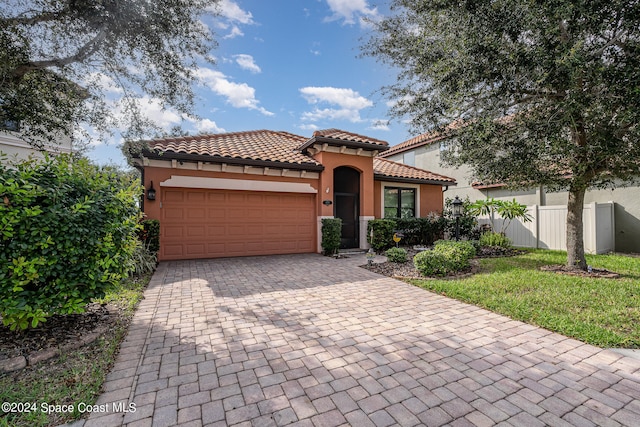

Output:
xmin=334 ymin=167 xmax=360 ymax=249
xmin=335 ymin=193 xmax=359 ymax=248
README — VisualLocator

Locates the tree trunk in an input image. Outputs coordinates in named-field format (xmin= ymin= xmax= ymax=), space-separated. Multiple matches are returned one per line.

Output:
xmin=566 ymin=185 xmax=587 ymax=270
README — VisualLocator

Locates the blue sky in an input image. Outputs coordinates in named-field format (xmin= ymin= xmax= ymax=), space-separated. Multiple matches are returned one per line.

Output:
xmin=88 ymin=0 xmax=412 ymax=166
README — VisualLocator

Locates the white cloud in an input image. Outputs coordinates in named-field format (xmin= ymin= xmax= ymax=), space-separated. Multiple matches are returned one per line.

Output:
xmin=223 ymin=26 xmax=244 ymax=39
xmin=196 ymin=68 xmax=273 ymax=116
xmin=211 ymin=0 xmax=254 ymax=38
xmin=84 ymin=73 xmax=123 ymax=95
xmin=193 ymin=118 xmax=226 ymax=133
xmin=299 ymin=123 xmax=319 ymax=131
xmin=324 ymin=0 xmax=380 ymax=26
xmin=217 ymin=0 xmax=254 ymax=24
xmin=299 ymin=86 xmax=373 ymax=123
xmin=234 ymin=54 xmax=261 ymax=73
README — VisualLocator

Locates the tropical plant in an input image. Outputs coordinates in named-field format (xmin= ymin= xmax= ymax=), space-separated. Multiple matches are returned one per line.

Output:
xmin=469 ymin=198 xmax=532 ymax=234
xmin=363 ymin=0 xmax=640 ymax=270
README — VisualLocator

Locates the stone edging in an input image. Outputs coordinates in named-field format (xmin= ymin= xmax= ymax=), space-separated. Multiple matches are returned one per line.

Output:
xmin=0 ymin=325 xmax=108 ymax=374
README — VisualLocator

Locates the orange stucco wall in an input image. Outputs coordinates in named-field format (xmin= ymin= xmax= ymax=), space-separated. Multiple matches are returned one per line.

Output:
xmin=311 ymin=152 xmax=376 ymax=217
xmin=420 ymin=184 xmax=444 ymax=215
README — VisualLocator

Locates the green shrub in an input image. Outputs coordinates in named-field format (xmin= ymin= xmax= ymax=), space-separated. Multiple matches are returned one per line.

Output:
xmin=139 ymin=219 xmax=160 ymax=255
xmin=385 ymin=247 xmax=408 ymax=263
xmin=414 ymin=240 xmax=476 ymax=277
xmin=321 ymin=218 xmax=342 ymax=256
xmin=367 ymin=219 xmax=396 ymax=251
xmin=413 ymin=250 xmax=452 ymax=277
xmin=479 ymin=231 xmax=512 ymax=248
xmin=0 ymin=155 xmax=141 ymax=330
xmin=434 ymin=240 xmax=477 ymax=262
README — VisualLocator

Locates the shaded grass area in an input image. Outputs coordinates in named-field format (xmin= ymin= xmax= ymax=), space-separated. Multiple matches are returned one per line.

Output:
xmin=0 ymin=274 xmax=150 ymax=427
xmin=408 ymin=249 xmax=640 ymax=348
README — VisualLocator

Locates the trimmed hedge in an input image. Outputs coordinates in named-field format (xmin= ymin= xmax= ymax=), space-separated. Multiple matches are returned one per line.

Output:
xmin=321 ymin=218 xmax=342 ymax=256
xmin=368 ymin=215 xmax=445 ymax=252
xmin=367 ymin=219 xmax=396 ymax=251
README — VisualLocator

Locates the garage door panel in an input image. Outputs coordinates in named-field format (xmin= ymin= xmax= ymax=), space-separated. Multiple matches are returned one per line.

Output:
xmin=160 ymin=188 xmax=315 ymax=260
xmin=164 ymin=208 xmax=185 ymax=220
xmin=164 ymin=190 xmax=184 ymax=202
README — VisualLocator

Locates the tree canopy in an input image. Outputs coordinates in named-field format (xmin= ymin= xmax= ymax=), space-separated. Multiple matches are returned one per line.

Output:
xmin=363 ymin=0 xmax=640 ymax=269
xmin=0 ymin=0 xmax=220 ymax=149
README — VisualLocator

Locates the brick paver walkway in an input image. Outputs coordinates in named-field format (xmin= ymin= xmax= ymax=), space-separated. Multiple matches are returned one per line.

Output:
xmin=84 ymin=254 xmax=640 ymax=426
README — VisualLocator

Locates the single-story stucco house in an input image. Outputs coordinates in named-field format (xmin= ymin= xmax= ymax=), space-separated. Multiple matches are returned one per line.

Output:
xmin=130 ymin=129 xmax=455 ymax=261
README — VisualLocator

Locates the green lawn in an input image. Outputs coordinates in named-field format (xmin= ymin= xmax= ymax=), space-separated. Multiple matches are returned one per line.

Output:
xmin=407 ymin=249 xmax=640 ymax=348
xmin=0 ymin=274 xmax=150 ymax=427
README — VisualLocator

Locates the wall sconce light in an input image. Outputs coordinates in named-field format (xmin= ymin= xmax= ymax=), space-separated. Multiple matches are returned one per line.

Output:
xmin=325 ymin=187 xmax=330 ymax=193
xmin=147 ymin=181 xmax=156 ymax=201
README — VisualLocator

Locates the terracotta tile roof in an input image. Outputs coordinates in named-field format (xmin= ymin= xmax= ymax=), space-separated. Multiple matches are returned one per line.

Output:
xmin=311 ymin=129 xmax=389 ymax=148
xmin=379 ymin=121 xmax=463 ymax=158
xmin=373 ymin=158 xmax=456 ymax=184
xmin=146 ymin=130 xmax=322 ymax=168
xmin=379 ymin=130 xmax=444 ymax=158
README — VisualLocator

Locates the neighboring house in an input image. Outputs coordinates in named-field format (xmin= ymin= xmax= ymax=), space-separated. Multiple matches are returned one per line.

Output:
xmin=380 ymin=130 xmax=640 ymax=253
xmin=0 ymin=128 xmax=73 ymax=162
xmin=130 ymin=129 xmax=455 ymax=261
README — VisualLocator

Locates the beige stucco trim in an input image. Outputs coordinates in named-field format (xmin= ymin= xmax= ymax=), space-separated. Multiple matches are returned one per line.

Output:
xmin=139 ymin=157 xmax=319 ymax=180
xmin=160 ymin=175 xmax=318 ymax=194
xmin=359 ymin=216 xmax=375 ymax=250
xmin=379 ymin=181 xmax=421 ymax=218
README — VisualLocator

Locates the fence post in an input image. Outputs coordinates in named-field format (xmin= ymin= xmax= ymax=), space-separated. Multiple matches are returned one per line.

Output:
xmin=531 ymin=205 xmax=539 ymax=249
xmin=586 ymin=202 xmax=598 ymax=254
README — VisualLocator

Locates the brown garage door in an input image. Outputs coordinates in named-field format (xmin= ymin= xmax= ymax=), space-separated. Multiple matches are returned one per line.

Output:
xmin=160 ymin=188 xmax=316 ymax=260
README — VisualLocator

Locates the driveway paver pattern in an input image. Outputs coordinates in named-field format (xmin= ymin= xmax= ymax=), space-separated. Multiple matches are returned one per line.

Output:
xmin=85 ymin=254 xmax=640 ymax=426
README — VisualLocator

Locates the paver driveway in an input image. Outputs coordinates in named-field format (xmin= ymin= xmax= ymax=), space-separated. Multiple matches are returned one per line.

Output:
xmin=85 ymin=254 xmax=640 ymax=427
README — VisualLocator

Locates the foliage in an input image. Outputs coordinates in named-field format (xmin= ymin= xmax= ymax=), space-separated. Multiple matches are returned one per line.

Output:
xmin=363 ymin=0 xmax=640 ymax=270
xmin=413 ymin=251 xmax=451 ymax=277
xmin=0 ymin=0 xmax=220 ymax=149
xmin=0 ymin=273 xmax=150 ymax=427
xmin=470 ymin=198 xmax=532 ymax=233
xmin=129 ymin=240 xmax=158 ymax=277
xmin=367 ymin=219 xmax=396 ymax=252
xmin=409 ymin=250 xmax=640 ymax=348
xmin=321 ymin=218 xmax=342 ymax=256
xmin=479 ymin=231 xmax=512 ymax=249
xmin=414 ymin=240 xmax=476 ymax=277
xmin=385 ymin=247 xmax=408 ymax=263
xmin=434 ymin=240 xmax=477 ymax=265
xmin=394 ymin=213 xmax=446 ymax=246
xmin=0 ymin=155 xmax=141 ymax=330
xmin=443 ymin=197 xmax=479 ymax=240
xmin=139 ymin=219 xmax=160 ymax=255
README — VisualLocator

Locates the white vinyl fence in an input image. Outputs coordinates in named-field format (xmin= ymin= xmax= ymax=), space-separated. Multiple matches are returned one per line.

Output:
xmin=478 ymin=202 xmax=615 ymax=254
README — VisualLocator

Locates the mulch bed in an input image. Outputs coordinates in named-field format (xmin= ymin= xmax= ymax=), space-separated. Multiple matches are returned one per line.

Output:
xmin=0 ymin=303 xmax=121 ymax=364
xmin=539 ymin=264 xmax=621 ymax=279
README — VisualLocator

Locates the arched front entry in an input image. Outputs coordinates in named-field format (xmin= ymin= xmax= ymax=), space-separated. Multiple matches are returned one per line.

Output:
xmin=334 ymin=166 xmax=360 ymax=248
